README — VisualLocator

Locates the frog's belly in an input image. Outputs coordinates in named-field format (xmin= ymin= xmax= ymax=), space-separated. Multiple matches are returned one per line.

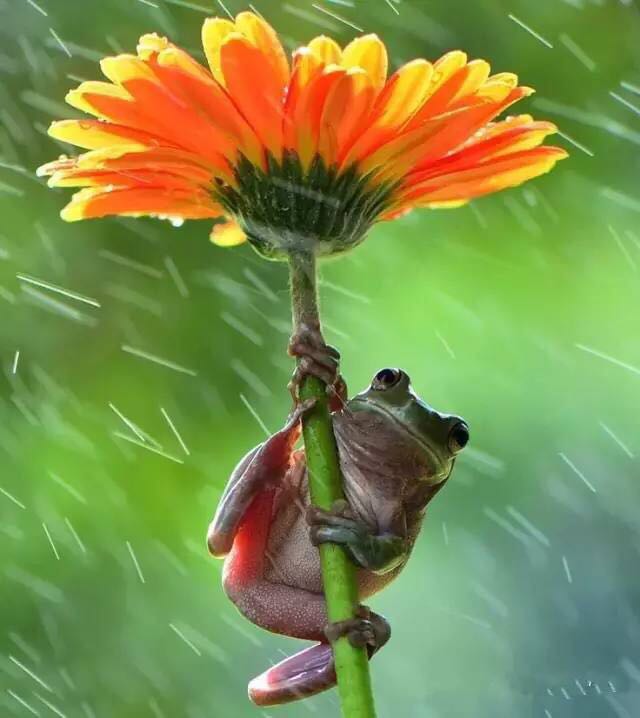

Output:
xmin=264 ymin=499 xmax=324 ymax=593
xmin=262 ymin=486 xmax=401 ymax=599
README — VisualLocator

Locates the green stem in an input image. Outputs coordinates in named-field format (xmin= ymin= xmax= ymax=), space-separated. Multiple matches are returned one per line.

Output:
xmin=288 ymin=251 xmax=377 ymax=718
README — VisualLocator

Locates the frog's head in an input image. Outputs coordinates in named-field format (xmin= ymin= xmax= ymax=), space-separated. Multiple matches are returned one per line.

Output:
xmin=347 ymin=368 xmax=469 ymax=483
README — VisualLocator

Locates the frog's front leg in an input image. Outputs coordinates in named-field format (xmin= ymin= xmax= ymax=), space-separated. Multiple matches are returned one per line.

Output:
xmin=307 ymin=500 xmax=408 ymax=575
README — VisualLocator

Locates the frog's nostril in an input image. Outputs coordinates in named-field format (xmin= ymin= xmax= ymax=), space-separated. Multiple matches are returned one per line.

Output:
xmin=448 ymin=422 xmax=469 ymax=453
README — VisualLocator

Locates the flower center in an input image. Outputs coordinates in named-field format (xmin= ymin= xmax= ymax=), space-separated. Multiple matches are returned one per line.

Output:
xmin=214 ymin=151 xmax=397 ymax=260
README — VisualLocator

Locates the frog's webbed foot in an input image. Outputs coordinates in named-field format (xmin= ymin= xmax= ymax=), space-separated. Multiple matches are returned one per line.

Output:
xmin=307 ymin=499 xmax=366 ymax=555
xmin=288 ymin=323 xmax=342 ymax=401
xmin=248 ymin=606 xmax=390 ymax=706
xmin=307 ymin=500 xmax=406 ymax=574
xmin=324 ymin=605 xmax=391 ymax=655
xmin=307 ymin=499 xmax=356 ymax=524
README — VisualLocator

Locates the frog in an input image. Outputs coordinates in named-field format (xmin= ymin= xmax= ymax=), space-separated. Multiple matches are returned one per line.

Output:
xmin=207 ymin=335 xmax=469 ymax=706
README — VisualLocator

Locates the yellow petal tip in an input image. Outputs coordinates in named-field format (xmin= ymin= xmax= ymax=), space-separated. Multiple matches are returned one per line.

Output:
xmin=60 ymin=204 xmax=84 ymax=222
xmin=210 ymin=220 xmax=246 ymax=247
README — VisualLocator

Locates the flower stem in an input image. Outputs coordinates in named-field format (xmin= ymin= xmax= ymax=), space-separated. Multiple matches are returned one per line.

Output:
xmin=288 ymin=251 xmax=377 ymax=718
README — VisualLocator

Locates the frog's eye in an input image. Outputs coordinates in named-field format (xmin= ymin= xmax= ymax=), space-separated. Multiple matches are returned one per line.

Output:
xmin=372 ymin=368 xmax=401 ymax=390
xmin=448 ymin=422 xmax=470 ymax=453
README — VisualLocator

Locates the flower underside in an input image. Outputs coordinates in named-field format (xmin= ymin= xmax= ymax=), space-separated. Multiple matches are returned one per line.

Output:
xmin=37 ymin=11 xmax=568 ymax=259
xmin=217 ymin=152 xmax=396 ymax=259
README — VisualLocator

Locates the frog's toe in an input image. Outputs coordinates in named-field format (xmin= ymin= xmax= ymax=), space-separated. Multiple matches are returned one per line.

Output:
xmin=287 ymin=325 xmax=341 ymax=397
xmin=288 ymin=358 xmax=338 ymax=396
xmin=329 ymin=499 xmax=353 ymax=517
xmin=287 ymin=323 xmax=340 ymax=358
xmin=309 ymin=523 xmax=361 ymax=548
xmin=288 ymin=339 xmax=340 ymax=365
xmin=306 ymin=503 xmax=376 ymax=567
xmin=305 ymin=502 xmax=358 ymax=529
xmin=324 ymin=607 xmax=391 ymax=654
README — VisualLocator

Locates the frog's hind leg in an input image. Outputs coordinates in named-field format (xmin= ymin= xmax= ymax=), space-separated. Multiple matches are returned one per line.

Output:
xmin=224 ymin=489 xmax=390 ymax=706
xmin=220 ymin=477 xmax=337 ymax=705
xmin=248 ymin=642 xmax=335 ymax=706
xmin=247 ymin=607 xmax=391 ymax=707
xmin=220 ymin=456 xmax=391 ymax=705
xmin=224 ymin=489 xmax=391 ymax=706
xmin=207 ymin=398 xmax=314 ymax=558
xmin=221 ymin=479 xmax=329 ymax=642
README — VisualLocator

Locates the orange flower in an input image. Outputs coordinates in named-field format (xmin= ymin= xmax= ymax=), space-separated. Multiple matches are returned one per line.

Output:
xmin=38 ymin=11 xmax=567 ymax=259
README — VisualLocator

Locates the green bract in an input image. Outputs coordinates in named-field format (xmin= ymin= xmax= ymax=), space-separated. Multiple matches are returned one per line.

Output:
xmin=214 ymin=151 xmax=397 ymax=260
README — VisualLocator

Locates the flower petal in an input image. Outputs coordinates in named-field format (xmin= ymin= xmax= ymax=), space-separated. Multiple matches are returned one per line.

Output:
xmin=38 ymin=145 xmax=219 ymax=187
xmin=402 ymin=51 xmax=471 ymax=129
xmin=405 ymin=117 xmax=558 ymax=186
xmin=137 ymin=33 xmax=171 ymax=60
xmin=284 ymin=47 xmax=325 ymax=150
xmin=411 ymin=86 xmax=535 ymax=170
xmin=60 ymin=186 xmax=222 ymax=221
xmin=365 ymin=86 xmax=536 ymax=182
xmin=65 ymin=81 xmax=135 ymax=118
xmin=415 ymin=59 xmax=491 ymax=120
xmin=65 ymin=73 xmax=230 ymax=175
xmin=460 ymin=75 xmax=519 ymax=105
xmin=235 ymin=11 xmax=290 ymax=87
xmin=374 ymin=59 xmax=434 ymax=129
xmin=379 ymin=206 xmax=414 ymax=221
xmin=139 ymin=33 xmax=211 ymax=83
xmin=45 ymin=168 xmax=206 ymax=192
xmin=151 ymin=46 xmax=264 ymax=168
xmin=220 ymin=33 xmax=284 ymax=159
xmin=47 ymin=119 xmax=165 ymax=151
xmin=319 ymin=69 xmax=375 ymax=165
xmin=430 ymin=51 xmax=468 ymax=87
xmin=339 ymin=59 xmax=433 ymax=168
xmin=401 ymin=146 xmax=568 ymax=205
xmin=342 ymin=34 xmax=388 ymax=92
xmin=290 ymin=65 xmax=346 ymax=169
xmin=485 ymin=72 xmax=518 ymax=89
xmin=210 ymin=219 xmax=247 ymax=246
xmin=98 ymin=54 xmax=235 ymax=171
xmin=202 ymin=17 xmax=236 ymax=85
xmin=308 ymin=36 xmax=342 ymax=65
xmin=290 ymin=46 xmax=325 ymax=88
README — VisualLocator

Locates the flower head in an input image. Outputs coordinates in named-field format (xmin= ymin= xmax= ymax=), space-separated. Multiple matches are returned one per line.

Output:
xmin=38 ymin=11 xmax=567 ymax=259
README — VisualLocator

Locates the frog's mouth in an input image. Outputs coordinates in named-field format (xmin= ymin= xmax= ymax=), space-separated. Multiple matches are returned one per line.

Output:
xmin=349 ymin=399 xmax=450 ymax=481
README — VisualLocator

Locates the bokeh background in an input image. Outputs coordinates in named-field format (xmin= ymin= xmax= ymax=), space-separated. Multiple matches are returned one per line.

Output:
xmin=1 ymin=1 xmax=639 ymax=716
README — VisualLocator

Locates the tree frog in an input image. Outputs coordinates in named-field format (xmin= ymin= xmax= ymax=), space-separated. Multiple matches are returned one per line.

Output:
xmin=207 ymin=354 xmax=468 ymax=706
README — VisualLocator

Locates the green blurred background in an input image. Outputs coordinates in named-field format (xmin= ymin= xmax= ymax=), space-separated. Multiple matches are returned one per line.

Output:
xmin=1 ymin=0 xmax=639 ymax=716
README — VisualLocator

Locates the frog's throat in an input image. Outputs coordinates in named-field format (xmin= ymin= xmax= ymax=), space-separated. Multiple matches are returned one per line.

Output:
xmin=347 ymin=399 xmax=448 ymax=478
